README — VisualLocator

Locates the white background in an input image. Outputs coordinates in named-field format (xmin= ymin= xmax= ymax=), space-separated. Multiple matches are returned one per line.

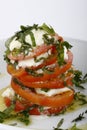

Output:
xmin=0 ymin=0 xmax=87 ymax=41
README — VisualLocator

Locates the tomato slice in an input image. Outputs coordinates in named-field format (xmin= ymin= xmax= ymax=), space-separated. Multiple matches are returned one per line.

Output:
xmin=15 ymin=100 xmax=26 ymax=112
xmin=4 ymin=97 xmax=12 ymax=107
xmin=29 ymin=106 xmax=65 ymax=115
xmin=7 ymin=64 xmax=26 ymax=76
xmin=11 ymin=78 xmax=74 ymax=107
xmin=19 ymin=51 xmax=73 ymax=82
xmin=17 ymin=76 xmax=73 ymax=89
xmin=29 ymin=108 xmax=41 ymax=115
xmin=7 ymin=53 xmax=57 ymax=77
xmin=7 ymin=44 xmax=53 ymax=61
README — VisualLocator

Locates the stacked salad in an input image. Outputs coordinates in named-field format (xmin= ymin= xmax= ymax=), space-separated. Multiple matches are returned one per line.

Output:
xmin=3 ymin=23 xmax=75 ymax=116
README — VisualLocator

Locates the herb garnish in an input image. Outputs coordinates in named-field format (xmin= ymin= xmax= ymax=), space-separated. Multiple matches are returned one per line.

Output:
xmin=53 ymin=118 xmax=66 ymax=130
xmin=41 ymin=88 xmax=50 ymax=92
xmin=74 ymin=92 xmax=87 ymax=105
xmin=70 ymin=123 xmax=82 ymax=130
xmin=72 ymin=70 xmax=87 ymax=89
xmin=0 ymin=105 xmax=30 ymax=125
xmin=54 ymin=40 xmax=72 ymax=66
xmin=41 ymin=23 xmax=55 ymax=35
xmin=29 ymin=31 xmax=36 ymax=47
xmin=25 ymin=68 xmax=43 ymax=77
xmin=42 ymin=66 xmax=54 ymax=74
xmin=43 ymin=33 xmax=55 ymax=45
xmin=13 ymin=77 xmax=26 ymax=89
xmin=53 ymin=119 xmax=83 ymax=130
xmin=34 ymin=56 xmax=46 ymax=63
xmin=72 ymin=110 xmax=87 ymax=122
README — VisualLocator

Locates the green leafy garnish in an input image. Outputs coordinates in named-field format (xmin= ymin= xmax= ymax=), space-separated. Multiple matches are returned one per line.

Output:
xmin=41 ymin=23 xmax=55 ymax=35
xmin=0 ymin=104 xmax=30 ymax=125
xmin=70 ymin=123 xmax=82 ymax=130
xmin=29 ymin=31 xmax=36 ymax=47
xmin=42 ymin=66 xmax=54 ymax=74
xmin=62 ymin=41 xmax=72 ymax=49
xmin=74 ymin=92 xmax=87 ymax=105
xmin=72 ymin=110 xmax=87 ymax=122
xmin=55 ymin=41 xmax=65 ymax=66
xmin=25 ymin=68 xmax=43 ymax=77
xmin=72 ymin=70 xmax=87 ymax=89
xmin=43 ymin=33 xmax=54 ymax=44
xmin=34 ymin=56 xmax=46 ymax=63
xmin=53 ymin=118 xmax=65 ymax=130
xmin=41 ymin=88 xmax=50 ymax=92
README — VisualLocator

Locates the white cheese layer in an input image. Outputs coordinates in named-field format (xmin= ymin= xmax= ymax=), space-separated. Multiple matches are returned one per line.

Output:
xmin=9 ymin=37 xmax=22 ymax=51
xmin=64 ymin=46 xmax=68 ymax=60
xmin=2 ymin=87 xmax=15 ymax=98
xmin=18 ymin=52 xmax=49 ymax=68
xmin=35 ymin=87 xmax=71 ymax=97
xmin=17 ymin=47 xmax=68 ymax=68
xmin=9 ymin=29 xmax=68 ymax=68
xmin=25 ymin=29 xmax=46 ymax=46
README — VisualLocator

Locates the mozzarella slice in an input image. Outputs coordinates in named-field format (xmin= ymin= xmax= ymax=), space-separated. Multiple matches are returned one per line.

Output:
xmin=25 ymin=29 xmax=46 ymax=46
xmin=18 ymin=52 xmax=49 ymax=68
xmin=2 ymin=87 xmax=15 ymax=98
xmin=35 ymin=87 xmax=71 ymax=97
xmin=9 ymin=37 xmax=22 ymax=51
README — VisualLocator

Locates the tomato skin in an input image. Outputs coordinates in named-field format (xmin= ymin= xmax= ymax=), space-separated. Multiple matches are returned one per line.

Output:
xmin=29 ymin=106 xmax=65 ymax=115
xmin=19 ymin=51 xmax=73 ymax=82
xmin=29 ymin=108 xmax=41 ymax=115
xmin=16 ymin=76 xmax=73 ymax=89
xmin=7 ymin=64 xmax=26 ymax=77
xmin=42 ymin=106 xmax=65 ymax=115
xmin=15 ymin=100 xmax=26 ymax=112
xmin=11 ymin=78 xmax=74 ymax=108
xmin=4 ymin=97 xmax=12 ymax=107
xmin=7 ymin=44 xmax=53 ymax=61
xmin=7 ymin=54 xmax=57 ymax=77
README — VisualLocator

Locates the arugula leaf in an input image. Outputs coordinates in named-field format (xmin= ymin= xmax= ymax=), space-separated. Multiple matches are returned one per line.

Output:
xmin=41 ymin=23 xmax=55 ymax=35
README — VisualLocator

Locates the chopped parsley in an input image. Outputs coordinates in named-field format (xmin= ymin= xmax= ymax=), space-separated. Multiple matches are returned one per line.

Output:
xmin=72 ymin=110 xmax=87 ymax=122
xmin=0 ymin=104 xmax=30 ymax=125
xmin=74 ymin=92 xmax=87 ymax=105
xmin=43 ymin=33 xmax=55 ymax=45
xmin=41 ymin=23 xmax=55 ymax=35
xmin=25 ymin=68 xmax=43 ymax=77
xmin=72 ymin=70 xmax=87 ymax=89
xmin=53 ymin=118 xmax=65 ymax=130
xmin=70 ymin=123 xmax=82 ymax=130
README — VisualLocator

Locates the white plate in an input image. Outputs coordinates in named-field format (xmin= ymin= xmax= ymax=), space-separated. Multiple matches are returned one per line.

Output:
xmin=0 ymin=38 xmax=87 ymax=130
